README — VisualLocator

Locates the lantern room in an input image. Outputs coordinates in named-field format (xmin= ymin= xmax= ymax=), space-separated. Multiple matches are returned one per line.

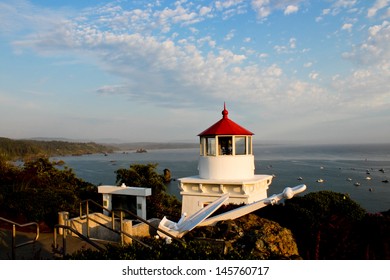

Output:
xmin=197 ymin=104 xmax=255 ymax=180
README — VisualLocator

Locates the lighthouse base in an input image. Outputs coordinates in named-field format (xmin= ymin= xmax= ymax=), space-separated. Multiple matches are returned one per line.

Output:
xmin=178 ymin=175 xmax=273 ymax=217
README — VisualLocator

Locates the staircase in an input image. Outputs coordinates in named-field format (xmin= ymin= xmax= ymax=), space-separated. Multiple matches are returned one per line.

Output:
xmin=1 ymin=199 xmax=180 ymax=259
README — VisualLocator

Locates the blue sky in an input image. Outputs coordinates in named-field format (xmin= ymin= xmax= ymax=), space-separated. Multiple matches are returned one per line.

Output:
xmin=1 ymin=0 xmax=389 ymax=144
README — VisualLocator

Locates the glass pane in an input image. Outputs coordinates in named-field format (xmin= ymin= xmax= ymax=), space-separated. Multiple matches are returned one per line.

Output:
xmin=248 ymin=136 xmax=252 ymax=155
xmin=218 ymin=136 xmax=233 ymax=155
xmin=200 ymin=138 xmax=204 ymax=156
xmin=207 ymin=137 xmax=216 ymax=156
xmin=235 ymin=136 xmax=246 ymax=155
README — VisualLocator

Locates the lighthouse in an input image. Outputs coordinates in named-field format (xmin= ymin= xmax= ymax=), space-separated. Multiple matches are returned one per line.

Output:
xmin=178 ymin=104 xmax=273 ymax=216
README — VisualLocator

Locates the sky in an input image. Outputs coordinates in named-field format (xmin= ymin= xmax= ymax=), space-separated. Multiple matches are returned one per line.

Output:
xmin=1 ymin=0 xmax=389 ymax=144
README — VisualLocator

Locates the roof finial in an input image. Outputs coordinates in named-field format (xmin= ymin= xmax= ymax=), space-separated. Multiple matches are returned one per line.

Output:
xmin=222 ymin=102 xmax=228 ymax=119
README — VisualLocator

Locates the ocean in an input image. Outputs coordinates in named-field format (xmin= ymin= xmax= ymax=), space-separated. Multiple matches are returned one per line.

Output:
xmin=52 ymin=143 xmax=390 ymax=213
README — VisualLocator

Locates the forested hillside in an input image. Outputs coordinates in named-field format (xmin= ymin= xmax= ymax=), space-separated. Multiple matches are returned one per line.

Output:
xmin=0 ymin=137 xmax=113 ymax=161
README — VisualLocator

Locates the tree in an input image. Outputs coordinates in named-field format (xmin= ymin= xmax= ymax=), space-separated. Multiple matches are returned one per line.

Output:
xmin=115 ymin=163 xmax=181 ymax=220
xmin=256 ymin=191 xmax=367 ymax=259
xmin=0 ymin=157 xmax=98 ymax=227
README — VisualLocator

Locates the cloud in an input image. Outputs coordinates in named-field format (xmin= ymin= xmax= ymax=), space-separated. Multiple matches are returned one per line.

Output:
xmin=224 ymin=29 xmax=235 ymax=41
xmin=304 ymin=62 xmax=313 ymax=68
xmin=215 ymin=0 xmax=247 ymax=19
xmin=251 ymin=0 xmax=303 ymax=18
xmin=199 ymin=6 xmax=212 ymax=16
xmin=322 ymin=0 xmax=358 ymax=16
xmin=3 ymin=0 xmax=389 ymax=143
xmin=284 ymin=5 xmax=299 ymax=15
xmin=289 ymin=37 xmax=297 ymax=48
xmin=367 ymin=0 xmax=389 ymax=17
xmin=342 ymin=23 xmax=353 ymax=32
xmin=309 ymin=72 xmax=319 ymax=80
xmin=342 ymin=20 xmax=390 ymax=64
xmin=273 ymin=37 xmax=297 ymax=53
xmin=215 ymin=0 xmax=245 ymax=10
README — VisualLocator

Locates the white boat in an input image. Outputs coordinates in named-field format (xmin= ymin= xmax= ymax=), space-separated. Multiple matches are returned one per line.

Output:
xmin=316 ymin=179 xmax=324 ymax=183
xmin=354 ymin=182 xmax=360 ymax=186
xmin=347 ymin=178 xmax=352 ymax=181
xmin=365 ymin=177 xmax=372 ymax=180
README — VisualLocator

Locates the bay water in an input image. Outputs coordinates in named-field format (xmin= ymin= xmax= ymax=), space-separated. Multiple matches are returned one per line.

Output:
xmin=53 ymin=143 xmax=390 ymax=213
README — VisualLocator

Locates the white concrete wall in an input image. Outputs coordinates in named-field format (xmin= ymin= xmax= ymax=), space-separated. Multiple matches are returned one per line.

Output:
xmin=198 ymin=155 xmax=255 ymax=180
xmin=179 ymin=175 xmax=272 ymax=216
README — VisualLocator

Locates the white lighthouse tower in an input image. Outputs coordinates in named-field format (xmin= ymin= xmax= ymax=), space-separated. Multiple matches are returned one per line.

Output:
xmin=178 ymin=104 xmax=273 ymax=216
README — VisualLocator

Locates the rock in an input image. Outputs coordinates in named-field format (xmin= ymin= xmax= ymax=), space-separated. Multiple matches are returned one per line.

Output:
xmin=187 ymin=214 xmax=300 ymax=259
xmin=163 ymin=169 xmax=171 ymax=183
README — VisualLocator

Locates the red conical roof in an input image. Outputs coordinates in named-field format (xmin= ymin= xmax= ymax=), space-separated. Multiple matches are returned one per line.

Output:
xmin=198 ymin=104 xmax=254 ymax=136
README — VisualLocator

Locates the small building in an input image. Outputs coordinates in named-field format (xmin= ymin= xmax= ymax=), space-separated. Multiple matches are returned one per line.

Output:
xmin=178 ymin=104 xmax=273 ymax=216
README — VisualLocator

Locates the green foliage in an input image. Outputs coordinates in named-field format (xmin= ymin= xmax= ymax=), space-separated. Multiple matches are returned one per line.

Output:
xmin=0 ymin=137 xmax=113 ymax=161
xmin=67 ymin=238 xmax=238 ymax=260
xmin=0 ymin=157 xmax=98 ymax=227
xmin=256 ymin=191 xmax=368 ymax=259
xmin=115 ymin=163 xmax=182 ymax=220
xmin=116 ymin=163 xmax=166 ymax=193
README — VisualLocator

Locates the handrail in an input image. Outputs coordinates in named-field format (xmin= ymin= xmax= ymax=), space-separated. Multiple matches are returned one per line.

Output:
xmin=114 ymin=208 xmax=185 ymax=245
xmin=86 ymin=215 xmax=151 ymax=249
xmin=0 ymin=217 xmax=40 ymax=260
xmin=79 ymin=199 xmax=184 ymax=245
xmin=53 ymin=224 xmax=105 ymax=258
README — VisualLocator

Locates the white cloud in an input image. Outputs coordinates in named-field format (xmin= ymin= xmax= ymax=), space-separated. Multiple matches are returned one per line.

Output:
xmin=367 ymin=0 xmax=389 ymax=17
xmin=251 ymin=0 xmax=272 ymax=18
xmin=224 ymin=29 xmax=235 ymax=41
xmin=199 ymin=6 xmax=212 ymax=16
xmin=251 ymin=0 xmax=303 ymax=18
xmin=304 ymin=62 xmax=313 ymax=68
xmin=215 ymin=0 xmax=245 ymax=10
xmin=284 ymin=5 xmax=299 ymax=15
xmin=309 ymin=72 xmax=319 ymax=80
xmin=343 ymin=20 xmax=390 ymax=64
xmin=289 ymin=37 xmax=297 ymax=48
xmin=215 ymin=0 xmax=247 ymax=19
xmin=273 ymin=37 xmax=297 ymax=54
xmin=322 ymin=8 xmax=331 ymax=15
xmin=333 ymin=0 xmax=357 ymax=9
xmin=326 ymin=0 xmax=358 ymax=16
xmin=3 ymin=0 xmax=390 ymax=143
xmin=342 ymin=23 xmax=353 ymax=32
xmin=259 ymin=53 xmax=268 ymax=58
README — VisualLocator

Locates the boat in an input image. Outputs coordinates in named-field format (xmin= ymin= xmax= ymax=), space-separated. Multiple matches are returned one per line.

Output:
xmin=346 ymin=178 xmax=352 ymax=181
xmin=135 ymin=148 xmax=147 ymax=153
xmin=365 ymin=177 xmax=372 ymax=180
xmin=316 ymin=179 xmax=324 ymax=183
xmin=382 ymin=179 xmax=389 ymax=183
xmin=354 ymin=182 xmax=360 ymax=186
xmin=297 ymin=177 xmax=303 ymax=181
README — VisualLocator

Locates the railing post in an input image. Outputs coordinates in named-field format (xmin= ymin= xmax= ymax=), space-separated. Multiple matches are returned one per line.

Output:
xmin=86 ymin=200 xmax=90 ymax=238
xmin=12 ymin=224 xmax=16 ymax=260
xmin=112 ymin=211 xmax=115 ymax=230
xmin=58 ymin=211 xmax=69 ymax=235
xmin=63 ymin=225 xmax=67 ymax=257
xmin=120 ymin=211 xmax=124 ymax=245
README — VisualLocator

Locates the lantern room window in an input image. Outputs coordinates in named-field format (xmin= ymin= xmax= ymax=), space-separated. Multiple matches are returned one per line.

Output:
xmin=206 ymin=137 xmax=216 ymax=156
xmin=235 ymin=136 xmax=246 ymax=155
xmin=218 ymin=136 xmax=232 ymax=155
xmin=200 ymin=135 xmax=253 ymax=156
